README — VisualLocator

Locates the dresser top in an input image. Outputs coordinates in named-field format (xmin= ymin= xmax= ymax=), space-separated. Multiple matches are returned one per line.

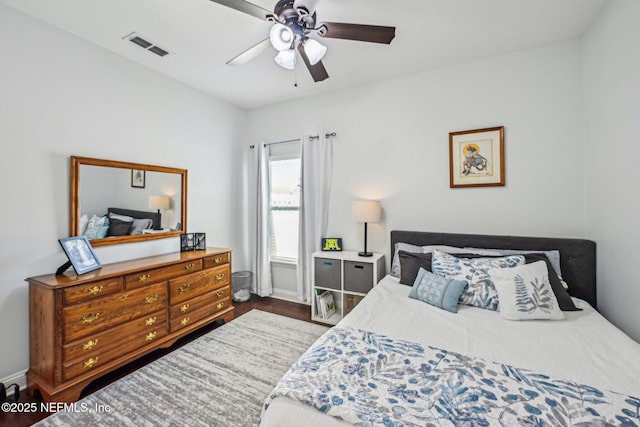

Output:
xmin=27 ymin=247 xmax=230 ymax=288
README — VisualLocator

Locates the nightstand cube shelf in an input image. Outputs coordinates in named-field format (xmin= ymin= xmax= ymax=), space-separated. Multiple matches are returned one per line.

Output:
xmin=311 ymin=251 xmax=384 ymax=325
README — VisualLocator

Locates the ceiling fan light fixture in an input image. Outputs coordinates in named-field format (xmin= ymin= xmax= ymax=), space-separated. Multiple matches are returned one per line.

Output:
xmin=275 ymin=49 xmax=296 ymax=69
xmin=270 ymin=23 xmax=294 ymax=51
xmin=303 ymin=38 xmax=327 ymax=65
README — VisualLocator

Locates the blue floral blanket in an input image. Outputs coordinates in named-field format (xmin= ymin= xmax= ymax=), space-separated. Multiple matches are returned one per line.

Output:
xmin=264 ymin=327 xmax=640 ymax=426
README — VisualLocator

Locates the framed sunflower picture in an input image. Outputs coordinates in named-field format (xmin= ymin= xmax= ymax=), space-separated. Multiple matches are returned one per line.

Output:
xmin=449 ymin=126 xmax=504 ymax=188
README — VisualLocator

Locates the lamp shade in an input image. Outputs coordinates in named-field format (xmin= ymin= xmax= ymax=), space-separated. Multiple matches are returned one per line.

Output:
xmin=148 ymin=195 xmax=170 ymax=210
xmin=275 ymin=49 xmax=296 ymax=69
xmin=352 ymin=200 xmax=381 ymax=223
xmin=270 ymin=23 xmax=294 ymax=51
xmin=303 ymin=38 xmax=326 ymax=65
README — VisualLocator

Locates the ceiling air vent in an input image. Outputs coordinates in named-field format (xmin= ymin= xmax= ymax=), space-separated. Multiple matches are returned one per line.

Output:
xmin=122 ymin=32 xmax=170 ymax=57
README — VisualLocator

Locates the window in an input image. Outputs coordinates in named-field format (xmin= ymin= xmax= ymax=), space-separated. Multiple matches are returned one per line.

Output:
xmin=269 ymin=152 xmax=301 ymax=261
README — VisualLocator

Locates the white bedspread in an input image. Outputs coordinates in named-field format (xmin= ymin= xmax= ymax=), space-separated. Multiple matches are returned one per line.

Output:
xmin=260 ymin=276 xmax=640 ymax=427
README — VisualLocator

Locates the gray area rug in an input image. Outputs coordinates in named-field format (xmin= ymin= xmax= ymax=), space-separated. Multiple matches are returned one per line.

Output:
xmin=35 ymin=310 xmax=328 ymax=427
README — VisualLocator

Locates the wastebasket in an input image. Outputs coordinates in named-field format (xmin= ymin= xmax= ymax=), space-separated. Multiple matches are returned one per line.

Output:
xmin=232 ymin=271 xmax=252 ymax=302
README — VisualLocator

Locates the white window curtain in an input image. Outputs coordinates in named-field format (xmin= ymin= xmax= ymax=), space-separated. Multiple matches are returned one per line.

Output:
xmin=296 ymin=134 xmax=334 ymax=303
xmin=253 ymin=142 xmax=273 ymax=297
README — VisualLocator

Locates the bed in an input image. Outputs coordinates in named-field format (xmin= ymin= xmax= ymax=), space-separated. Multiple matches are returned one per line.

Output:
xmin=260 ymin=231 xmax=640 ymax=426
xmin=81 ymin=208 xmax=159 ymax=239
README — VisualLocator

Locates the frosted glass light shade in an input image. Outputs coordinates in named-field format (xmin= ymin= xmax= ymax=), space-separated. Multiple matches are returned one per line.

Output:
xmin=270 ymin=23 xmax=294 ymax=51
xmin=275 ymin=49 xmax=296 ymax=70
xmin=352 ymin=200 xmax=381 ymax=223
xmin=303 ymin=38 xmax=327 ymax=65
xmin=148 ymin=195 xmax=170 ymax=210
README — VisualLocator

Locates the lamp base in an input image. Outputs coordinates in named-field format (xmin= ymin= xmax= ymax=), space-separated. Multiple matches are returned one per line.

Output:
xmin=358 ymin=251 xmax=373 ymax=257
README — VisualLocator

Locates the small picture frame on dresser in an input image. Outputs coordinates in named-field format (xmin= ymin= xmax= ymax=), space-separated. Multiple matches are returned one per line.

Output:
xmin=180 ymin=233 xmax=206 ymax=251
xmin=58 ymin=236 xmax=102 ymax=275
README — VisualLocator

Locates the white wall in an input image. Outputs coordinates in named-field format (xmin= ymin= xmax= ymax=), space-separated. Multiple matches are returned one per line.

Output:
xmin=0 ymin=4 xmax=247 ymax=381
xmin=247 ymin=40 xmax=585 ymax=283
xmin=583 ymin=0 xmax=640 ymax=341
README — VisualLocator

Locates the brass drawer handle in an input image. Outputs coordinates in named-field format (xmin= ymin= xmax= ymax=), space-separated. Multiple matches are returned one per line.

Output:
xmin=216 ymin=290 xmax=224 ymax=298
xmin=83 ymin=339 xmax=99 ymax=350
xmin=215 ymin=273 xmax=225 ymax=281
xmin=179 ymin=284 xmax=191 ymax=293
xmin=199 ymin=272 xmax=206 ymax=278
xmin=145 ymin=316 xmax=157 ymax=326
xmin=145 ymin=331 xmax=157 ymax=341
xmin=84 ymin=357 xmax=99 ymax=368
xmin=217 ymin=302 xmax=224 ymax=310
xmin=180 ymin=304 xmax=190 ymax=313
xmin=180 ymin=317 xmax=190 ymax=326
xmin=119 ymin=294 xmax=128 ymax=301
xmin=82 ymin=312 xmax=100 ymax=324
xmin=185 ymin=263 xmax=196 ymax=271
xmin=145 ymin=294 xmax=158 ymax=304
xmin=87 ymin=286 xmax=103 ymax=295
xmin=138 ymin=274 xmax=151 ymax=282
xmin=214 ymin=256 xmax=223 ymax=264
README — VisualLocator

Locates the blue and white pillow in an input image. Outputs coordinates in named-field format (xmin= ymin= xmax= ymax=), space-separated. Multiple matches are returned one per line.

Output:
xmin=489 ymin=261 xmax=564 ymax=321
xmin=83 ymin=214 xmax=109 ymax=240
xmin=409 ymin=268 xmax=467 ymax=313
xmin=431 ymin=249 xmax=525 ymax=311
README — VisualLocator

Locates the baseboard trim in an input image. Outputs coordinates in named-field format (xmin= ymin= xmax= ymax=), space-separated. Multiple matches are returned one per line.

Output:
xmin=270 ymin=289 xmax=310 ymax=305
xmin=1 ymin=370 xmax=27 ymax=397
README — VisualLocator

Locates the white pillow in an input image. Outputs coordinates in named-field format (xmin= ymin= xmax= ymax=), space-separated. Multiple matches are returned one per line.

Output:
xmin=79 ymin=214 xmax=89 ymax=235
xmin=108 ymin=212 xmax=134 ymax=222
xmin=489 ymin=261 xmax=564 ymax=321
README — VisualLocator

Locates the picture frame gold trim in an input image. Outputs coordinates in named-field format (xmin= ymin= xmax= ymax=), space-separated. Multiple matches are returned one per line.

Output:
xmin=449 ymin=126 xmax=505 ymax=188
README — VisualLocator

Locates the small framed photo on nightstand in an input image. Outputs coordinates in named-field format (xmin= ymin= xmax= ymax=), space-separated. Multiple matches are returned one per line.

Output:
xmin=321 ymin=238 xmax=342 ymax=251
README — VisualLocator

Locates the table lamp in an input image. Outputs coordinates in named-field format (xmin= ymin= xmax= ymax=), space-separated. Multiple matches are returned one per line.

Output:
xmin=352 ymin=200 xmax=381 ymax=257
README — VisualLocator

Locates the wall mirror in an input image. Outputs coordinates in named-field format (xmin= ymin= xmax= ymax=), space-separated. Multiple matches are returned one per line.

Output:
xmin=70 ymin=156 xmax=187 ymax=247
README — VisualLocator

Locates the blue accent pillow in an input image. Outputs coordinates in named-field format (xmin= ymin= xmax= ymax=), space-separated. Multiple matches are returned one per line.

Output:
xmin=408 ymin=268 xmax=467 ymax=313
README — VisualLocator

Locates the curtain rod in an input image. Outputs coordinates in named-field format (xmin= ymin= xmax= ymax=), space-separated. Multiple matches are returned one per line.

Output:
xmin=249 ymin=132 xmax=336 ymax=149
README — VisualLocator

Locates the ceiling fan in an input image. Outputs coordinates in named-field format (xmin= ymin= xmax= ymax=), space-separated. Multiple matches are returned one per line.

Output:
xmin=209 ymin=0 xmax=396 ymax=82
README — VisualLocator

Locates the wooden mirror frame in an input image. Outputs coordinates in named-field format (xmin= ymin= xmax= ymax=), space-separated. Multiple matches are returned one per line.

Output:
xmin=70 ymin=156 xmax=188 ymax=247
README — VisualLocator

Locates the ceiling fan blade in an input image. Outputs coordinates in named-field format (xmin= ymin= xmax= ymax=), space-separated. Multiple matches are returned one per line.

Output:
xmin=318 ymin=22 xmax=396 ymax=44
xmin=208 ymin=0 xmax=272 ymax=21
xmin=297 ymin=43 xmax=329 ymax=82
xmin=226 ymin=38 xmax=271 ymax=66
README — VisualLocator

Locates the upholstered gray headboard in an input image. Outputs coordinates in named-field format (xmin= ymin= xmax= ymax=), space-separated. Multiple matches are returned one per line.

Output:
xmin=107 ymin=207 xmax=161 ymax=230
xmin=390 ymin=230 xmax=597 ymax=309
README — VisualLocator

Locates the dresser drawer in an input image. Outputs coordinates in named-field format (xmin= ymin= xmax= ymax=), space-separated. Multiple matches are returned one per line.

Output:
xmin=63 ymin=277 xmax=123 ymax=305
xmin=63 ymin=310 xmax=167 ymax=363
xmin=63 ymin=282 xmax=167 ymax=342
xmin=62 ymin=314 xmax=168 ymax=381
xmin=203 ymin=252 xmax=230 ymax=269
xmin=169 ymin=286 xmax=230 ymax=319
xmin=170 ymin=296 xmax=230 ymax=333
xmin=123 ymin=260 xmax=203 ymax=290
xmin=168 ymin=264 xmax=230 ymax=305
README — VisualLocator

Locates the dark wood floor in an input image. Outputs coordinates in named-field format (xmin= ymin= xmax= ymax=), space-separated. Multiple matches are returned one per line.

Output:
xmin=0 ymin=296 xmax=311 ymax=427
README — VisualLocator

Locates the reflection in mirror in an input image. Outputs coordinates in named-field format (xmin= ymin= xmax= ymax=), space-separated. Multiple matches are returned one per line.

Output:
xmin=70 ymin=156 xmax=187 ymax=247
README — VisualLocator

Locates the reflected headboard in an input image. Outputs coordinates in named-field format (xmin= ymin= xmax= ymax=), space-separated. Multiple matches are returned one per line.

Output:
xmin=390 ymin=230 xmax=597 ymax=309
xmin=107 ymin=207 xmax=161 ymax=230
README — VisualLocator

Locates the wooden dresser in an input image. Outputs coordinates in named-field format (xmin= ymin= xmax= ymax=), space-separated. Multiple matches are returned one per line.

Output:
xmin=27 ymin=248 xmax=234 ymax=403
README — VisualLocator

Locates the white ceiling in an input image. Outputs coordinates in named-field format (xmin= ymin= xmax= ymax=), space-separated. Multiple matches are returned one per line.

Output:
xmin=2 ymin=0 xmax=607 ymax=110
